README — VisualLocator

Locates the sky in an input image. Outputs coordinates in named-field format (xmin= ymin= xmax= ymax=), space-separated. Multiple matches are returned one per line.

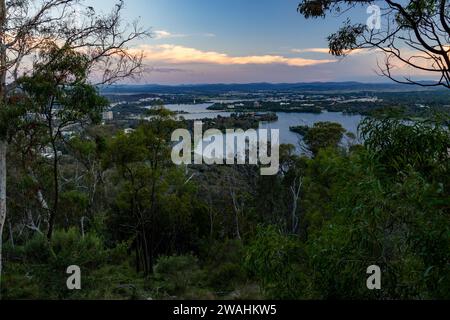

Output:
xmin=86 ymin=0 xmax=398 ymax=84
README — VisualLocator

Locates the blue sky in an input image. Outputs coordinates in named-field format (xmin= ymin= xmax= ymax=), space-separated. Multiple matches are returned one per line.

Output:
xmin=88 ymin=0 xmax=389 ymax=84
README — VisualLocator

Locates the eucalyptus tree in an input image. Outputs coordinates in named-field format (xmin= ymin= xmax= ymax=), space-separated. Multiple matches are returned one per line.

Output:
xmin=0 ymin=0 xmax=150 ymax=290
xmin=18 ymin=44 xmax=109 ymax=240
xmin=108 ymin=107 xmax=193 ymax=276
xmin=298 ymin=0 xmax=450 ymax=88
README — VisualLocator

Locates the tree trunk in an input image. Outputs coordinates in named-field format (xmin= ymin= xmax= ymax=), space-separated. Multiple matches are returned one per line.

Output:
xmin=0 ymin=141 xmax=6 ymax=294
xmin=46 ymin=105 xmax=58 ymax=240
xmin=47 ymin=141 xmax=59 ymax=240
xmin=0 ymin=0 xmax=7 ymax=296
xmin=290 ymin=177 xmax=302 ymax=234
xmin=230 ymin=190 xmax=242 ymax=241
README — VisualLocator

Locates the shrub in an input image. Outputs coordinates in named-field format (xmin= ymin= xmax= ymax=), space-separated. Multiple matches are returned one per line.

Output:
xmin=2 ymin=229 xmax=141 ymax=299
xmin=152 ymin=255 xmax=205 ymax=297
xmin=207 ymin=262 xmax=246 ymax=294
xmin=245 ymin=226 xmax=310 ymax=299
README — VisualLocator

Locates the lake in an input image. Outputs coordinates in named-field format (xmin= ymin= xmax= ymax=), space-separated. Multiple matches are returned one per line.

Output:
xmin=164 ymin=103 xmax=364 ymax=151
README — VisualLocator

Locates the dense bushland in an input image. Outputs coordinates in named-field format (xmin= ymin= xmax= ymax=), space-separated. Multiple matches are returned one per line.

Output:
xmin=2 ymin=105 xmax=449 ymax=299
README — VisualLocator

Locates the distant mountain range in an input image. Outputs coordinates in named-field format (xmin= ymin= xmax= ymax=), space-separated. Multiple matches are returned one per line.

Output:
xmin=100 ymin=82 xmax=444 ymax=94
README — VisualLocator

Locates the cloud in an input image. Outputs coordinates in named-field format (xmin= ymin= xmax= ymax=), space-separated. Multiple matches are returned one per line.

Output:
xmin=146 ymin=67 xmax=190 ymax=73
xmin=153 ymin=30 xmax=187 ymax=40
xmin=153 ymin=30 xmax=216 ymax=40
xmin=291 ymin=48 xmax=331 ymax=54
xmin=292 ymin=48 xmax=370 ymax=56
xmin=200 ymin=33 xmax=216 ymax=37
xmin=136 ymin=44 xmax=336 ymax=67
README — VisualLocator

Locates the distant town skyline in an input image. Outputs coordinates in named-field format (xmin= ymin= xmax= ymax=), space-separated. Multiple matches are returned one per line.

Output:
xmin=88 ymin=0 xmax=430 ymax=84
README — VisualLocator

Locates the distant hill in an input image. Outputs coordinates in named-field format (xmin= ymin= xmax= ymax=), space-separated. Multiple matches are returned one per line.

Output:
xmin=100 ymin=82 xmax=444 ymax=95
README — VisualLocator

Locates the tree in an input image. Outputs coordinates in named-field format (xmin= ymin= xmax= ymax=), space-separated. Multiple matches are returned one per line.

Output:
xmin=302 ymin=122 xmax=347 ymax=156
xmin=245 ymin=226 xmax=309 ymax=299
xmin=65 ymin=127 xmax=110 ymax=221
xmin=360 ymin=115 xmax=450 ymax=175
xmin=107 ymin=108 xmax=198 ymax=276
xmin=18 ymin=44 xmax=109 ymax=240
xmin=0 ymin=0 xmax=149 ymax=291
xmin=254 ymin=144 xmax=306 ymax=234
xmin=298 ymin=0 xmax=450 ymax=88
xmin=295 ymin=117 xmax=450 ymax=299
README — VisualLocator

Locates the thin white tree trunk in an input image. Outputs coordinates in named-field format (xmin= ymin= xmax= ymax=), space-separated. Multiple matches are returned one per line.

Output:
xmin=0 ymin=141 xmax=6 ymax=292
xmin=0 ymin=0 xmax=7 ymax=296
xmin=230 ymin=189 xmax=242 ymax=241
xmin=290 ymin=177 xmax=302 ymax=234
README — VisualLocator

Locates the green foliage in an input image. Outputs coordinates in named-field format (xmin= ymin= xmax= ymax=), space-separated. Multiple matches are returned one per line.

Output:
xmin=2 ymin=229 xmax=142 ymax=300
xmin=18 ymin=44 xmax=108 ymax=125
xmin=307 ymin=165 xmax=450 ymax=299
xmin=360 ymin=117 xmax=450 ymax=178
xmin=151 ymin=255 xmax=206 ymax=298
xmin=60 ymin=190 xmax=89 ymax=222
xmin=247 ymin=115 xmax=450 ymax=299
xmin=328 ymin=22 xmax=366 ymax=56
xmin=200 ymin=240 xmax=247 ymax=294
xmin=298 ymin=118 xmax=450 ymax=299
xmin=207 ymin=263 xmax=245 ymax=293
xmin=245 ymin=226 xmax=309 ymax=299
xmin=303 ymin=122 xmax=347 ymax=156
xmin=3 ymin=81 xmax=450 ymax=302
xmin=301 ymin=148 xmax=349 ymax=234
xmin=297 ymin=0 xmax=450 ymax=87
xmin=0 ymin=101 xmax=28 ymax=140
xmin=106 ymin=113 xmax=202 ymax=276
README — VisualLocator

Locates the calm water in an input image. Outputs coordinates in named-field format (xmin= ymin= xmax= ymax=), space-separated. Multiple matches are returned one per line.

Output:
xmin=259 ymin=112 xmax=363 ymax=149
xmin=164 ymin=103 xmax=230 ymax=119
xmin=164 ymin=103 xmax=364 ymax=149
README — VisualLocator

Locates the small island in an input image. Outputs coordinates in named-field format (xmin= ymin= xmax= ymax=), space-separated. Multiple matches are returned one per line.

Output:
xmin=289 ymin=125 xmax=310 ymax=136
xmin=186 ymin=112 xmax=278 ymax=132
xmin=208 ymin=101 xmax=323 ymax=114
